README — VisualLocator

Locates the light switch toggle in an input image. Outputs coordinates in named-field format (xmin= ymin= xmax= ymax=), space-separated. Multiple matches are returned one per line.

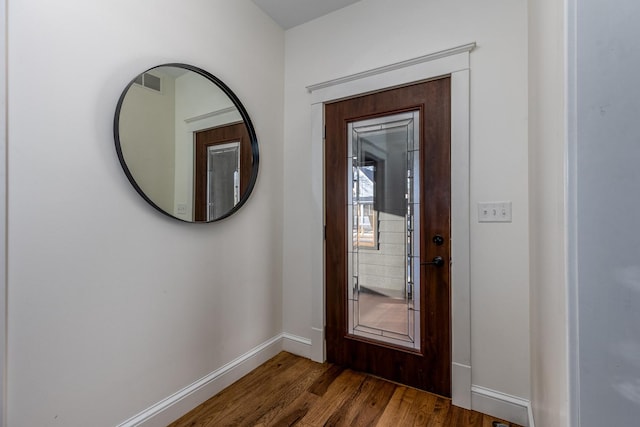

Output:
xmin=478 ymin=201 xmax=512 ymax=223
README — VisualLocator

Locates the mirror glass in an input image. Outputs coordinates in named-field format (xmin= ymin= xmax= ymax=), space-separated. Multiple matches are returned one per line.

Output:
xmin=114 ymin=64 xmax=258 ymax=222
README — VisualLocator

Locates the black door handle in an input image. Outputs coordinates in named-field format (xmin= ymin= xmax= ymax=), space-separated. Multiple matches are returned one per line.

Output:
xmin=421 ymin=256 xmax=445 ymax=267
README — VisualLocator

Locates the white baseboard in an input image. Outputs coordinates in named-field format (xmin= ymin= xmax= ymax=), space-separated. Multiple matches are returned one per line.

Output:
xmin=116 ymin=334 xmax=284 ymax=427
xmin=471 ymin=385 xmax=531 ymax=427
xmin=309 ymin=327 xmax=324 ymax=362
xmin=452 ymin=362 xmax=472 ymax=409
xmin=282 ymin=333 xmax=312 ymax=359
xmin=117 ymin=333 xmax=535 ymax=427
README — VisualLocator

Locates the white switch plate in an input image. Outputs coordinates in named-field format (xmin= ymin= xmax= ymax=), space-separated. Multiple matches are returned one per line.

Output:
xmin=478 ymin=202 xmax=512 ymax=223
xmin=176 ymin=203 xmax=187 ymax=214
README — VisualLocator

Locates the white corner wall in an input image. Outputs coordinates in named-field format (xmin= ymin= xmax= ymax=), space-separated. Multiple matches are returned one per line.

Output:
xmin=6 ymin=0 xmax=284 ymax=425
xmin=0 ymin=0 xmax=6 ymax=424
xmin=528 ymin=0 xmax=569 ymax=425
xmin=283 ymin=0 xmax=530 ymax=408
xmin=570 ymin=0 xmax=640 ymax=425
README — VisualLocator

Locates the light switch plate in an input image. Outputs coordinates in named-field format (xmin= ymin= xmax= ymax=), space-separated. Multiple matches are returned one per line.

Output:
xmin=478 ymin=202 xmax=512 ymax=223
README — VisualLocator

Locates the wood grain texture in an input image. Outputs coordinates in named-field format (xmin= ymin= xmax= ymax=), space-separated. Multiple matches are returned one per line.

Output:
xmin=168 ymin=352 xmax=522 ymax=427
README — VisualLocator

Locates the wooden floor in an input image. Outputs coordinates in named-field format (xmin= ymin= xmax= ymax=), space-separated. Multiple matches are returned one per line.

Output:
xmin=169 ymin=352 xmax=522 ymax=427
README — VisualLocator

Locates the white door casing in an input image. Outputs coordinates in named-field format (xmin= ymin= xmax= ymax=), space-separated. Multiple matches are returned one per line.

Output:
xmin=307 ymin=43 xmax=474 ymax=409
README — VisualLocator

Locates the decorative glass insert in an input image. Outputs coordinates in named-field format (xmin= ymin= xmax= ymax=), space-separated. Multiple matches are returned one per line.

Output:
xmin=347 ymin=111 xmax=421 ymax=350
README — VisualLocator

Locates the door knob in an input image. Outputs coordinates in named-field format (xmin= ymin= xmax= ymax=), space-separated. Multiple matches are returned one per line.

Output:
xmin=421 ymin=256 xmax=445 ymax=267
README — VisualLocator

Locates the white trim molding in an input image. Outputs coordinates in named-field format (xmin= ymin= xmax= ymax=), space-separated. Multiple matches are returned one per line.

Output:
xmin=282 ymin=332 xmax=312 ymax=359
xmin=307 ymin=43 xmax=474 ymax=409
xmin=184 ymin=106 xmax=238 ymax=124
xmin=529 ymin=403 xmax=536 ymax=427
xmin=116 ymin=334 xmax=285 ymax=427
xmin=113 ymin=332 xmax=536 ymax=427
xmin=307 ymin=43 xmax=476 ymax=94
xmin=471 ymin=385 xmax=533 ymax=427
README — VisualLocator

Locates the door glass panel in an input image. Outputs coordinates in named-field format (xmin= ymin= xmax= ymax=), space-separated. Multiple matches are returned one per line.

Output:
xmin=347 ymin=111 xmax=420 ymax=350
xmin=207 ymin=142 xmax=240 ymax=221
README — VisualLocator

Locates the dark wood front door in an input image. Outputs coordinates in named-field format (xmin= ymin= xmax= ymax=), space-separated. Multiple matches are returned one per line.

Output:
xmin=325 ymin=77 xmax=452 ymax=396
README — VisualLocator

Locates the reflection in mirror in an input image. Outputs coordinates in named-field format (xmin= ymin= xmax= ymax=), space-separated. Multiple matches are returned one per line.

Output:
xmin=114 ymin=64 xmax=258 ymax=222
xmin=207 ymin=142 xmax=240 ymax=220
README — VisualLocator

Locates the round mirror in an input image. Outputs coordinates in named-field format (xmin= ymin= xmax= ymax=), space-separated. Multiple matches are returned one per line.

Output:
xmin=114 ymin=64 xmax=259 ymax=222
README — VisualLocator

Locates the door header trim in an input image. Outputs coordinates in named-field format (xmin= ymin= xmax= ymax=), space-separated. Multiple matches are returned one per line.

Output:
xmin=307 ymin=42 xmax=475 ymax=102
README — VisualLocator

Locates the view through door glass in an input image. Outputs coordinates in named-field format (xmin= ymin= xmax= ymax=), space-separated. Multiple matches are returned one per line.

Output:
xmin=348 ymin=111 xmax=421 ymax=350
xmin=325 ymin=77 xmax=452 ymax=396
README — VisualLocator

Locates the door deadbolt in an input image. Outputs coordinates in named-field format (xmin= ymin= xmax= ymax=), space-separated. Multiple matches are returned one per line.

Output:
xmin=432 ymin=235 xmax=445 ymax=246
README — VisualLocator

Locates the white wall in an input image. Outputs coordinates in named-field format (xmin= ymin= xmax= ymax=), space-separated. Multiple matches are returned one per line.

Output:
xmin=283 ymin=0 xmax=530 ymax=401
xmin=0 ymin=0 xmax=6 ymax=424
xmin=528 ymin=0 xmax=569 ymax=425
xmin=6 ymin=0 xmax=284 ymax=425
xmin=570 ymin=0 xmax=640 ymax=425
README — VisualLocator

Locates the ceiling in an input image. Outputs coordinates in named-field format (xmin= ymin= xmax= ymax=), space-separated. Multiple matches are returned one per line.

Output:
xmin=251 ymin=0 xmax=362 ymax=29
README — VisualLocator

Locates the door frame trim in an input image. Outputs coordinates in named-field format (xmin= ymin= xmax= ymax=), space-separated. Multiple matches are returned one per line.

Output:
xmin=307 ymin=42 xmax=474 ymax=409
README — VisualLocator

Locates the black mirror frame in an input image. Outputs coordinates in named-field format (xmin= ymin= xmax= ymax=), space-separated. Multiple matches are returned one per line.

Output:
xmin=113 ymin=63 xmax=259 ymax=223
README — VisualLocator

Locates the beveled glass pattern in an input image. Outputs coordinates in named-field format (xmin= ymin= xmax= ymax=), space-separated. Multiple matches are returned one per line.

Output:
xmin=346 ymin=111 xmax=421 ymax=350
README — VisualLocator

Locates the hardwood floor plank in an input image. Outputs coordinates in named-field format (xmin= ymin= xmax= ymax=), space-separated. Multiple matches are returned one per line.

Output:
xmin=307 ymin=364 xmax=344 ymax=396
xmin=442 ymin=405 xmax=483 ymax=427
xmin=426 ymin=396 xmax=453 ymax=426
xmin=253 ymin=362 xmax=328 ymax=426
xmin=169 ymin=353 xmax=309 ymax=427
xmin=209 ymin=358 xmax=324 ymax=426
xmin=482 ymin=414 xmax=522 ymax=427
xmin=323 ymin=376 xmax=396 ymax=426
xmin=375 ymin=386 xmax=418 ymax=425
xmin=260 ymin=391 xmax=319 ymax=427
xmin=168 ymin=352 xmax=526 ymax=427
xmin=399 ymin=388 xmax=437 ymax=425
xmin=297 ymin=369 xmax=367 ymax=426
xmin=169 ymin=352 xmax=300 ymax=426
xmin=350 ymin=377 xmax=396 ymax=426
